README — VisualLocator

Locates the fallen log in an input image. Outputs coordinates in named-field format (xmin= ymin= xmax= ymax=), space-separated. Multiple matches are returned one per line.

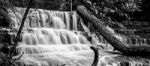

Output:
xmin=75 ymin=1 xmax=150 ymax=56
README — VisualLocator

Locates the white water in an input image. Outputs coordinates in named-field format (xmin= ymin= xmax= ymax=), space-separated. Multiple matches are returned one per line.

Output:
xmin=8 ymin=7 xmax=146 ymax=66
xmin=21 ymin=28 xmax=90 ymax=45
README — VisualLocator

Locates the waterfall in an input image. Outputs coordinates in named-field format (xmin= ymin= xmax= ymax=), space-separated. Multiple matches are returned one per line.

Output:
xmin=81 ymin=22 xmax=90 ymax=33
xmin=7 ymin=7 xmax=148 ymax=66
xmin=8 ymin=7 xmax=77 ymax=30
xmin=21 ymin=28 xmax=90 ymax=45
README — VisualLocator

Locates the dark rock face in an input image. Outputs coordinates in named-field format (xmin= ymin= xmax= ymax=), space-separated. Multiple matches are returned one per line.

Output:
xmin=0 ymin=7 xmax=11 ymax=28
xmin=0 ymin=29 xmax=15 ymax=46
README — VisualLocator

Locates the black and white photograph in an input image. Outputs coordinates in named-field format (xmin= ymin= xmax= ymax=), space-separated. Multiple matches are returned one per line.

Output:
xmin=0 ymin=0 xmax=150 ymax=66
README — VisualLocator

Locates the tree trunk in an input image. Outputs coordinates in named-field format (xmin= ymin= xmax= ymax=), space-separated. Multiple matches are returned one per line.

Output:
xmin=90 ymin=46 xmax=99 ymax=66
xmin=76 ymin=3 xmax=150 ymax=56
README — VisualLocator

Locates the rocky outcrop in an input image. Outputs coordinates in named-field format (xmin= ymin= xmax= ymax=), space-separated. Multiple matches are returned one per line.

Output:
xmin=0 ymin=29 xmax=16 ymax=46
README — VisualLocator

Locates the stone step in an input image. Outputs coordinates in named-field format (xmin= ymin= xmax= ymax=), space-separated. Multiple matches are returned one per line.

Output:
xmin=125 ymin=26 xmax=150 ymax=29
xmin=120 ymin=21 xmax=150 ymax=29
xmin=122 ymin=21 xmax=150 ymax=25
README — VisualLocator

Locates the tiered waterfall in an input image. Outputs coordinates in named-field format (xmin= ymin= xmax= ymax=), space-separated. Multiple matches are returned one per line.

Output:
xmin=7 ymin=7 xmax=145 ymax=66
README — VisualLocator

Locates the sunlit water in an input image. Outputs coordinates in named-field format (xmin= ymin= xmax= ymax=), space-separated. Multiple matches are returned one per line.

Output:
xmin=8 ymin=7 xmax=146 ymax=66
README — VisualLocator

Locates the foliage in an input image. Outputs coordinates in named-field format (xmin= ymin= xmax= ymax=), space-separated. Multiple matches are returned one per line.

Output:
xmin=0 ymin=0 xmax=12 ymax=28
xmin=84 ymin=0 xmax=142 ymax=21
xmin=0 ymin=0 xmax=29 ymax=66
xmin=0 ymin=46 xmax=25 ymax=66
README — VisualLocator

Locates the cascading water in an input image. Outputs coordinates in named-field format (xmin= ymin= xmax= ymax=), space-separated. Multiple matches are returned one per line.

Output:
xmin=8 ymin=7 xmax=147 ymax=66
